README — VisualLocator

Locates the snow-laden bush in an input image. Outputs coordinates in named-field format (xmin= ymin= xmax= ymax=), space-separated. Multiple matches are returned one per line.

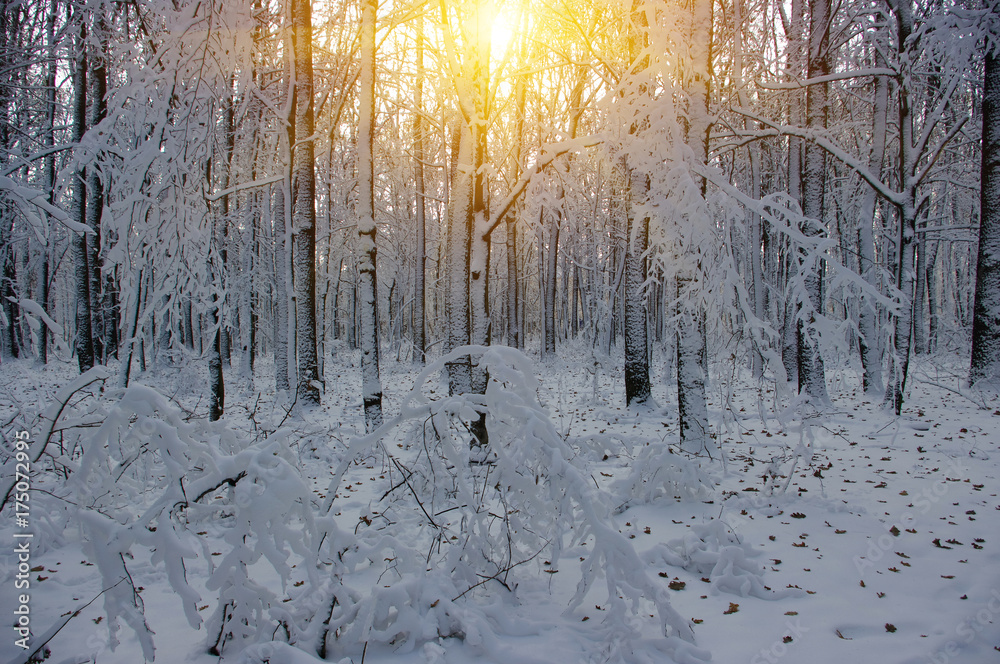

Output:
xmin=52 ymin=381 xmax=330 ymax=659
xmin=644 ymin=520 xmax=801 ymax=600
xmin=17 ymin=346 xmax=711 ymax=663
xmin=614 ymin=441 xmax=714 ymax=509
xmin=313 ymin=345 xmax=707 ymax=662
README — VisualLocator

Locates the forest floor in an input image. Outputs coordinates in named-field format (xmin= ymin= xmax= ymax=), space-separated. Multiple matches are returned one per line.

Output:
xmin=1 ymin=342 xmax=999 ymax=664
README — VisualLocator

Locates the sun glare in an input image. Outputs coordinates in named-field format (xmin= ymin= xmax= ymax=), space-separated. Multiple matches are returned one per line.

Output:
xmin=490 ymin=4 xmax=518 ymax=60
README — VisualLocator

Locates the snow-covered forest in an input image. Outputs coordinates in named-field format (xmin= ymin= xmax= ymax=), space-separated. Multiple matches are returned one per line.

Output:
xmin=2 ymin=0 xmax=1000 ymax=661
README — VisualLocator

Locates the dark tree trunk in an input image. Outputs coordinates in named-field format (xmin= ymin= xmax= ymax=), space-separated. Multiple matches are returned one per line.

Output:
xmin=290 ymin=0 xmax=320 ymax=406
xmin=72 ymin=19 xmax=94 ymax=372
xmin=624 ymin=175 xmax=651 ymax=406
xmin=971 ymin=49 xmax=1000 ymax=386
xmin=413 ymin=18 xmax=427 ymax=363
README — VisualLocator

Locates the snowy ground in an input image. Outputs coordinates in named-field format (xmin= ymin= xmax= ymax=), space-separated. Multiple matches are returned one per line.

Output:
xmin=1 ymin=342 xmax=998 ymax=664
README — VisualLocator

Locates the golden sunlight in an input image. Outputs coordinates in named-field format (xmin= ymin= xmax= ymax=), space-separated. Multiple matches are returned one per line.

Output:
xmin=489 ymin=1 xmax=519 ymax=60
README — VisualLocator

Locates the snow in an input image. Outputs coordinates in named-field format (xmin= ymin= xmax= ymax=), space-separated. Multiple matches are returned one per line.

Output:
xmin=1 ymin=345 xmax=999 ymax=664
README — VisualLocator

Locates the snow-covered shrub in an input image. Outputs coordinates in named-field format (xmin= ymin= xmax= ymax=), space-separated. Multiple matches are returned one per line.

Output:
xmin=18 ymin=346 xmax=710 ymax=663
xmin=25 ymin=380 xmax=336 ymax=659
xmin=614 ymin=440 xmax=714 ymax=509
xmin=644 ymin=520 xmax=801 ymax=600
xmin=314 ymin=345 xmax=707 ymax=662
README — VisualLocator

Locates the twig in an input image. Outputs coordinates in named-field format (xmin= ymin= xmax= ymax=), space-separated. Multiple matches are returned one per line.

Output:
xmin=389 ymin=455 xmax=439 ymax=528
xmin=9 ymin=578 xmax=127 ymax=664
xmin=192 ymin=471 xmax=248 ymax=503
xmin=452 ymin=541 xmax=550 ymax=601
xmin=910 ymin=375 xmax=990 ymax=410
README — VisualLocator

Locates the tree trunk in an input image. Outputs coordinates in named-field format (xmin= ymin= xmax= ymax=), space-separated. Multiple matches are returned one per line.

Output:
xmin=273 ymin=183 xmax=290 ymax=391
xmin=913 ymin=227 xmax=928 ymax=355
xmin=38 ymin=5 xmax=57 ymax=365
xmin=857 ymin=56 xmax=890 ymax=396
xmin=209 ymin=287 xmax=224 ymax=421
xmin=925 ymin=239 xmax=939 ymax=354
xmin=506 ymin=216 xmax=519 ymax=349
xmin=72 ymin=19 xmax=94 ymax=373
xmin=120 ymin=270 xmax=143 ymax=389
xmin=413 ymin=19 xmax=427 ymax=363
xmin=446 ymin=122 xmax=473 ymax=396
xmin=208 ymin=86 xmax=235 ymax=421
xmin=676 ymin=0 xmax=712 ymax=452
xmin=971 ymin=49 xmax=1000 ymax=386
xmin=86 ymin=13 xmax=107 ymax=363
xmin=797 ymin=0 xmax=831 ymax=404
xmin=183 ymin=296 xmax=194 ymax=350
xmin=357 ymin=0 xmax=383 ymax=430
xmin=624 ymin=174 xmax=651 ymax=406
xmin=543 ymin=210 xmax=559 ymax=357
xmin=445 ymin=123 xmax=475 ymax=395
xmin=1 ymin=226 xmax=18 ymax=359
xmin=887 ymin=0 xmax=917 ymax=414
xmin=785 ymin=0 xmax=806 ymax=204
xmin=467 ymin=16 xmax=491 ymax=412
xmin=505 ymin=39 xmax=528 ymax=351
xmin=733 ymin=0 xmax=766 ymax=379
xmin=290 ymin=0 xmax=320 ymax=406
